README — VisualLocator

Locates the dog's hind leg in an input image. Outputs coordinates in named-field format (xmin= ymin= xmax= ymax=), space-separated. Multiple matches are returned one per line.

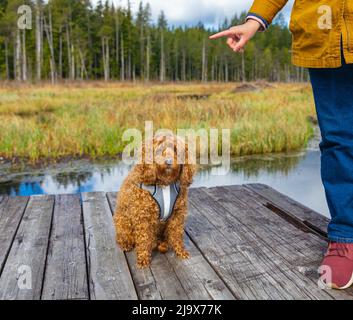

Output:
xmin=114 ymin=214 xmax=135 ymax=252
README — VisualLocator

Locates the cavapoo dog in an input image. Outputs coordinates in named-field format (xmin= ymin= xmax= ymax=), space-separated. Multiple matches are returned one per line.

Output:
xmin=114 ymin=133 xmax=196 ymax=268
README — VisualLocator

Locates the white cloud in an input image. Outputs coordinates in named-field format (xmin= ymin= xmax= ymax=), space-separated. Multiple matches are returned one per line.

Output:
xmin=94 ymin=0 xmax=294 ymax=28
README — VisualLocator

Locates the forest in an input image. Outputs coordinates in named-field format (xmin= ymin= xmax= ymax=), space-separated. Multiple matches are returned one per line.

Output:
xmin=0 ymin=0 xmax=308 ymax=83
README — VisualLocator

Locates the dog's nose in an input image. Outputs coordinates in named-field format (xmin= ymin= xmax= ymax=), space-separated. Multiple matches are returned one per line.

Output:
xmin=165 ymin=159 xmax=173 ymax=166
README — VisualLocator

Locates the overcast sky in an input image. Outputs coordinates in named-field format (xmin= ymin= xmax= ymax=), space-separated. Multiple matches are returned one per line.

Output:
xmin=92 ymin=0 xmax=294 ymax=28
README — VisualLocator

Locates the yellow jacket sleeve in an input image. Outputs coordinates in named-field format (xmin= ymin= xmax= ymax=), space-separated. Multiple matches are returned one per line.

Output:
xmin=248 ymin=0 xmax=289 ymax=25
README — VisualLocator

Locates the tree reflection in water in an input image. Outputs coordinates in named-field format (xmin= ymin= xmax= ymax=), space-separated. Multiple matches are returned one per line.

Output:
xmin=0 ymin=151 xmax=304 ymax=196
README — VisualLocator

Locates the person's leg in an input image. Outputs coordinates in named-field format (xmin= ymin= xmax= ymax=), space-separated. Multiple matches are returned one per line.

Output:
xmin=309 ymin=61 xmax=353 ymax=243
xmin=310 ymin=61 xmax=353 ymax=289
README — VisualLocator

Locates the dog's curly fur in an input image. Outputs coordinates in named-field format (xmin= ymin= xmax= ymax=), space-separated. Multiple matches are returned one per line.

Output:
xmin=114 ymin=134 xmax=196 ymax=268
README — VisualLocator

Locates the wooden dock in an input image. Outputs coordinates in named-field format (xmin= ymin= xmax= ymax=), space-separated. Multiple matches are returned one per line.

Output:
xmin=0 ymin=184 xmax=352 ymax=300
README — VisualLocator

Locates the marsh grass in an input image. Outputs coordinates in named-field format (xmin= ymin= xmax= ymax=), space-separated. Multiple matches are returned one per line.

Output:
xmin=0 ymin=82 xmax=316 ymax=163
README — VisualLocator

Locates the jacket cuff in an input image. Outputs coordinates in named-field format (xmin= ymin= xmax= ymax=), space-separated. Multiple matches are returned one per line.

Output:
xmin=248 ymin=0 xmax=289 ymax=25
xmin=246 ymin=13 xmax=269 ymax=31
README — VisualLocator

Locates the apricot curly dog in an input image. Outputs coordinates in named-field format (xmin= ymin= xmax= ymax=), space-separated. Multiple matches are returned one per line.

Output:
xmin=114 ymin=133 xmax=196 ymax=268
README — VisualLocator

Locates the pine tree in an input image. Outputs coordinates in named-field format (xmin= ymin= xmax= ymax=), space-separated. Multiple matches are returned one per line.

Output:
xmin=0 ymin=2 xmax=304 ymax=82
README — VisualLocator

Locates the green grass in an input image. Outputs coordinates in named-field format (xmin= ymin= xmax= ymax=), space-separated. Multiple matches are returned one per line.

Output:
xmin=0 ymin=82 xmax=316 ymax=163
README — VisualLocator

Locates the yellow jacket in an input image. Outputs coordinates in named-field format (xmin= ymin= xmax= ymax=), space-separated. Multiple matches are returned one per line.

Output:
xmin=247 ymin=0 xmax=353 ymax=68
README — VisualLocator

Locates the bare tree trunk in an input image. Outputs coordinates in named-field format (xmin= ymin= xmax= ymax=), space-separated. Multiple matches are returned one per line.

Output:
xmin=59 ymin=26 xmax=63 ymax=79
xmin=225 ymin=58 xmax=229 ymax=82
xmin=78 ymin=48 xmax=88 ymax=80
xmin=15 ymin=30 xmax=22 ymax=81
xmin=13 ymin=40 xmax=15 ymax=79
xmin=201 ymin=38 xmax=207 ymax=82
xmin=66 ymin=23 xmax=75 ymax=80
xmin=241 ymin=52 xmax=246 ymax=83
xmin=213 ymin=56 xmax=218 ymax=82
xmin=181 ymin=50 xmax=186 ymax=82
xmin=70 ymin=43 xmax=75 ymax=80
xmin=160 ymin=30 xmax=165 ymax=82
xmin=217 ymin=58 xmax=221 ymax=82
xmin=102 ymin=37 xmax=110 ymax=82
xmin=69 ymin=19 xmax=75 ymax=80
xmin=4 ymin=41 xmax=9 ymax=80
xmin=35 ymin=1 xmax=42 ymax=81
xmin=43 ymin=8 xmax=56 ymax=84
xmin=22 ymin=30 xmax=27 ymax=81
xmin=188 ymin=55 xmax=192 ymax=81
xmin=139 ymin=23 xmax=144 ymax=80
xmin=120 ymin=35 xmax=125 ymax=81
xmin=85 ymin=9 xmax=92 ymax=77
xmin=174 ymin=42 xmax=178 ymax=81
xmin=128 ymin=51 xmax=131 ymax=80
xmin=146 ymin=33 xmax=150 ymax=81
xmin=211 ymin=58 xmax=215 ymax=82
xmin=66 ymin=23 xmax=72 ymax=80
xmin=102 ymin=37 xmax=106 ymax=81
xmin=286 ymin=65 xmax=290 ymax=82
xmin=106 ymin=39 xmax=110 ymax=81
xmin=115 ymin=14 xmax=119 ymax=79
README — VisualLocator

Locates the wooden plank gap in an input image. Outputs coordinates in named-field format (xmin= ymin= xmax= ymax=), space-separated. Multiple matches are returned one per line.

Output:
xmin=0 ymin=196 xmax=30 ymax=278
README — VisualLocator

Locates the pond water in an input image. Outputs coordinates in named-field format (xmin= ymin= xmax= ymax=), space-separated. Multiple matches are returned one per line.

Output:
xmin=0 ymin=127 xmax=330 ymax=218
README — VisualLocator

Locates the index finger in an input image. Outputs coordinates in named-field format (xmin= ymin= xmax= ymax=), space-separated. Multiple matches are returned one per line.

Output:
xmin=209 ymin=29 xmax=233 ymax=40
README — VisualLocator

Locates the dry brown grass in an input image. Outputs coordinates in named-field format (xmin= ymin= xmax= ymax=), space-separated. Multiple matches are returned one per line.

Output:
xmin=0 ymin=82 xmax=316 ymax=163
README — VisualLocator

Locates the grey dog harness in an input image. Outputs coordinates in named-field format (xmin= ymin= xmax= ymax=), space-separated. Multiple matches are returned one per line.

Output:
xmin=140 ymin=182 xmax=181 ymax=221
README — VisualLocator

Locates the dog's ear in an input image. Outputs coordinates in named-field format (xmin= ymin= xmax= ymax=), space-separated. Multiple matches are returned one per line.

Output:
xmin=177 ymin=138 xmax=197 ymax=187
xmin=136 ymin=140 xmax=157 ymax=184
xmin=136 ymin=163 xmax=157 ymax=184
xmin=179 ymin=163 xmax=196 ymax=187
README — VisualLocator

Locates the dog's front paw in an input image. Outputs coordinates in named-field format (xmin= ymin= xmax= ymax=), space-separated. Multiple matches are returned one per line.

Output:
xmin=119 ymin=242 xmax=134 ymax=252
xmin=176 ymin=249 xmax=190 ymax=260
xmin=137 ymin=256 xmax=151 ymax=269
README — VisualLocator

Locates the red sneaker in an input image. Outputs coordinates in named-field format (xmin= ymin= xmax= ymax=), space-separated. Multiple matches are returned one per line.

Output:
xmin=320 ymin=242 xmax=353 ymax=290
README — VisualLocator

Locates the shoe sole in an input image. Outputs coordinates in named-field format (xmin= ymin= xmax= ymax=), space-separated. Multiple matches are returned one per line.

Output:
xmin=320 ymin=271 xmax=353 ymax=290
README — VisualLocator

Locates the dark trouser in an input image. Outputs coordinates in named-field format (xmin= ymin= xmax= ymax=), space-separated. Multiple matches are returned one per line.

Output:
xmin=309 ymin=57 xmax=353 ymax=243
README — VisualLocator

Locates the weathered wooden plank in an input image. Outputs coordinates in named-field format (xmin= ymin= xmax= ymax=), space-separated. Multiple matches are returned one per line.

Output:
xmin=187 ymin=201 xmax=280 ymax=299
xmin=0 ymin=195 xmax=29 ymax=273
xmin=0 ymin=185 xmax=349 ymax=301
xmin=164 ymin=235 xmax=235 ymax=300
xmin=82 ymin=192 xmax=137 ymax=300
xmin=41 ymin=194 xmax=89 ymax=300
xmin=0 ymin=195 xmax=54 ymax=300
xmin=127 ymin=250 xmax=188 ymax=300
xmin=243 ymin=183 xmax=329 ymax=235
xmin=201 ymin=186 xmax=353 ymax=299
xmin=125 ymin=236 xmax=236 ymax=300
xmin=187 ymin=187 xmax=342 ymax=300
xmin=220 ymin=186 xmax=353 ymax=299
xmin=188 ymin=191 xmax=289 ymax=299
xmin=124 ymin=252 xmax=163 ymax=300
xmin=107 ymin=192 xmax=235 ymax=300
xmin=211 ymin=186 xmax=326 ymax=267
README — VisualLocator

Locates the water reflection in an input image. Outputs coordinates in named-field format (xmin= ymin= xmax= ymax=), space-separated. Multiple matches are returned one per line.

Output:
xmin=0 ymin=149 xmax=329 ymax=218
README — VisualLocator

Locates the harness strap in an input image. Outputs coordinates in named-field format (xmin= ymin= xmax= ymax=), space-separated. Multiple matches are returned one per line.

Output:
xmin=140 ymin=182 xmax=180 ymax=221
